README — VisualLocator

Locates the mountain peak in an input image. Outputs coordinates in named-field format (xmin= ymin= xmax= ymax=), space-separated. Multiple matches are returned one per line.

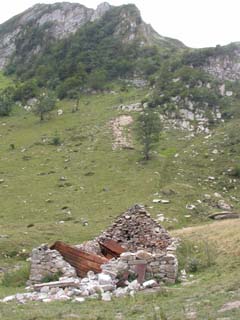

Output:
xmin=0 ymin=2 xmax=185 ymax=70
xmin=91 ymin=2 xmax=112 ymax=21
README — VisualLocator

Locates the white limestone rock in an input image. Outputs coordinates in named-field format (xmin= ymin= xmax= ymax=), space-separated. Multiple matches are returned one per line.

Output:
xmin=101 ymin=291 xmax=112 ymax=301
xmin=142 ymin=279 xmax=158 ymax=289
xmin=98 ymin=273 xmax=113 ymax=286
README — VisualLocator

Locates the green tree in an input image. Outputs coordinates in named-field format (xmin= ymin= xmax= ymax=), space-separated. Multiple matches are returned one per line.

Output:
xmin=0 ymin=89 xmax=14 ymax=116
xmin=34 ymin=91 xmax=56 ymax=121
xmin=13 ymin=80 xmax=39 ymax=103
xmin=136 ymin=109 xmax=161 ymax=160
xmin=87 ymin=69 xmax=107 ymax=91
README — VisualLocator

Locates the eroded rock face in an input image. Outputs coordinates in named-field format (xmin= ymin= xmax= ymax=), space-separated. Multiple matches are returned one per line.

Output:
xmin=202 ymin=47 xmax=240 ymax=81
xmin=204 ymin=54 xmax=240 ymax=81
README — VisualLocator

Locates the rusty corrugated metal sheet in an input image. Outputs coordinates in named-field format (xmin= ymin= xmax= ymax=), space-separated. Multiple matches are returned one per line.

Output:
xmin=99 ymin=239 xmax=126 ymax=259
xmin=51 ymin=241 xmax=108 ymax=277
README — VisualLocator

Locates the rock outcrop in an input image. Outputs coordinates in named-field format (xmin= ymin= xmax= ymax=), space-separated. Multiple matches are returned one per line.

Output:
xmin=203 ymin=46 xmax=240 ymax=81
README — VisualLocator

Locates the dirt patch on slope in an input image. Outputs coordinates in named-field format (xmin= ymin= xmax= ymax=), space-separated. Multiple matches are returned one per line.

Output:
xmin=219 ymin=300 xmax=240 ymax=313
xmin=109 ymin=115 xmax=133 ymax=150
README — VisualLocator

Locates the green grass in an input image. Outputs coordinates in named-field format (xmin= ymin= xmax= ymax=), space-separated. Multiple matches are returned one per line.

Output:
xmin=0 ymin=72 xmax=13 ymax=90
xmin=0 ymin=86 xmax=240 ymax=319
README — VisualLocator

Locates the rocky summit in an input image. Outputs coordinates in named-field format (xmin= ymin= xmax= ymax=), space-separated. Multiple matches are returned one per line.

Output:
xmin=0 ymin=2 xmax=112 ymax=69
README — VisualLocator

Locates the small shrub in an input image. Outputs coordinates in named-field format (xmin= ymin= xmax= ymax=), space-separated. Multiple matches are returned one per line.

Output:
xmin=128 ymin=271 xmax=138 ymax=282
xmin=41 ymin=271 xmax=62 ymax=283
xmin=5 ymin=250 xmax=19 ymax=258
xmin=2 ymin=264 xmax=30 ymax=287
xmin=34 ymin=91 xmax=56 ymax=121
xmin=177 ymin=239 xmax=216 ymax=274
xmin=51 ymin=135 xmax=62 ymax=146
xmin=0 ymin=89 xmax=14 ymax=116
xmin=186 ymin=257 xmax=200 ymax=272
xmin=229 ymin=165 xmax=240 ymax=178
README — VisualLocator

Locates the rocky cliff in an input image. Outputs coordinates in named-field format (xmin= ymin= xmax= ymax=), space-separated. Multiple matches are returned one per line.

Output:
xmin=202 ymin=44 xmax=240 ymax=81
xmin=0 ymin=2 xmax=112 ymax=69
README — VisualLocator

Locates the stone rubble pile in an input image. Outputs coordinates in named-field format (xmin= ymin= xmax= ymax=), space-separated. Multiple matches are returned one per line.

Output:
xmin=98 ymin=204 xmax=172 ymax=253
xmin=1 ymin=252 xmax=161 ymax=304
xmin=75 ymin=239 xmax=102 ymax=255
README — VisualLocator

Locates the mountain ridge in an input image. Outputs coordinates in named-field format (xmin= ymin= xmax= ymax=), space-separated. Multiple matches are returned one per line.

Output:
xmin=0 ymin=1 xmax=185 ymax=70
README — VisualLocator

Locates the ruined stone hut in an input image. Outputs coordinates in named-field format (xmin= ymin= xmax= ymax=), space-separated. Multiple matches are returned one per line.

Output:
xmin=29 ymin=204 xmax=178 ymax=285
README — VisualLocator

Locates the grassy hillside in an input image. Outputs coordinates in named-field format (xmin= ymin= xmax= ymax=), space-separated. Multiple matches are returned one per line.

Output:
xmin=0 ymin=86 xmax=240 ymax=318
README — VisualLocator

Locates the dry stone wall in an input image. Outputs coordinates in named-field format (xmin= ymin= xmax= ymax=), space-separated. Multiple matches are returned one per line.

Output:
xmin=102 ymin=249 xmax=178 ymax=284
xmin=28 ymin=244 xmax=77 ymax=284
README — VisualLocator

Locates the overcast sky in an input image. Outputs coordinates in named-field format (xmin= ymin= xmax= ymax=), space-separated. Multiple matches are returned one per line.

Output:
xmin=0 ymin=0 xmax=240 ymax=48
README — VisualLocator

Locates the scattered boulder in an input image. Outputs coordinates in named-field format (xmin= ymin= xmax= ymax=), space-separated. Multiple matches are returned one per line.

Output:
xmin=98 ymin=274 xmax=112 ymax=286
xmin=186 ymin=204 xmax=196 ymax=210
xmin=152 ymin=199 xmax=170 ymax=204
xmin=101 ymin=292 xmax=112 ymax=301
xmin=74 ymin=297 xmax=85 ymax=303
xmin=142 ymin=279 xmax=158 ymax=289
xmin=117 ymin=102 xmax=142 ymax=112
xmin=217 ymin=200 xmax=232 ymax=211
